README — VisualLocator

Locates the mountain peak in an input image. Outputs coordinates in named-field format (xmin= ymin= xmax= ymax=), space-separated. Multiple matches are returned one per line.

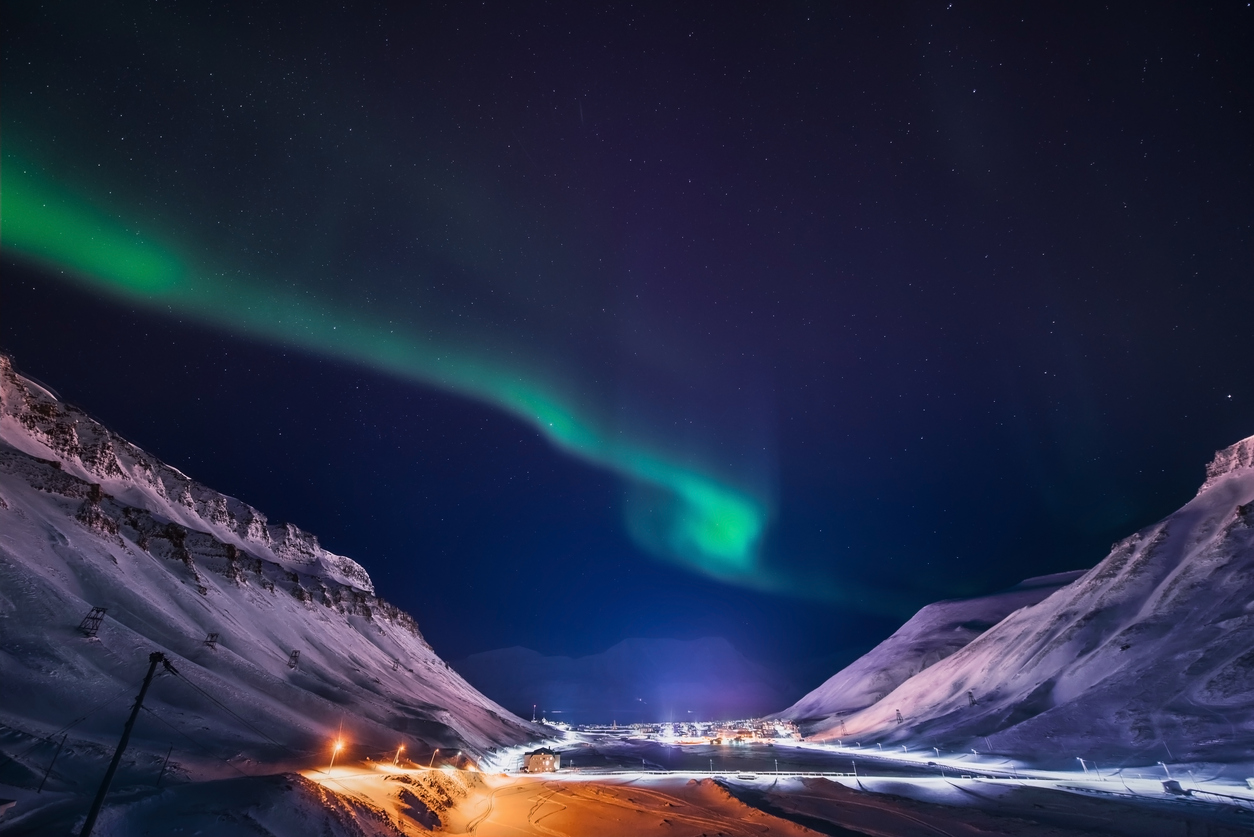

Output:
xmin=1201 ymin=433 xmax=1254 ymax=493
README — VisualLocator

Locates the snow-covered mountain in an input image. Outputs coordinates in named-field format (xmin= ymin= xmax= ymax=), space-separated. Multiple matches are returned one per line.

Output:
xmin=0 ymin=355 xmax=543 ymax=792
xmin=776 ymin=571 xmax=1086 ymax=731
xmin=456 ymin=637 xmax=796 ymax=724
xmin=804 ymin=433 xmax=1254 ymax=766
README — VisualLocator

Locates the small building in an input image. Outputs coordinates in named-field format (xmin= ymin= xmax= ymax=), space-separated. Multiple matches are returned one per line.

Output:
xmin=523 ymin=748 xmax=561 ymax=772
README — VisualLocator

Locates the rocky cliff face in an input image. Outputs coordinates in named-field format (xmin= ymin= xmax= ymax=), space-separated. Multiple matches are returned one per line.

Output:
xmin=806 ymin=434 xmax=1254 ymax=766
xmin=0 ymin=355 xmax=543 ymax=795
xmin=0 ymin=446 xmax=414 ymax=630
xmin=1202 ymin=434 xmax=1254 ymax=492
xmin=0 ymin=355 xmax=372 ymax=591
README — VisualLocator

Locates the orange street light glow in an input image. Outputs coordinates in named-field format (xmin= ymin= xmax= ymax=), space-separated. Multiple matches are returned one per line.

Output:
xmin=328 ymin=739 xmax=345 ymax=773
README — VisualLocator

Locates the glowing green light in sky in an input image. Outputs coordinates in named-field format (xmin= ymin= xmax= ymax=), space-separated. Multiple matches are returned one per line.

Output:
xmin=2 ymin=160 xmax=767 ymax=579
xmin=4 ymin=172 xmax=184 ymax=295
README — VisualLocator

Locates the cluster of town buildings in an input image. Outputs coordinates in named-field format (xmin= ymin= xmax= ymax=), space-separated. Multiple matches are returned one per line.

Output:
xmin=572 ymin=718 xmax=802 ymax=745
xmin=521 ymin=718 xmax=803 ymax=773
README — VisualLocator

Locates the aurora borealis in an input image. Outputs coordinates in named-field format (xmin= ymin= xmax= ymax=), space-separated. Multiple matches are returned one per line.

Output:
xmin=3 ymin=1 xmax=1251 ymax=676
xmin=4 ymin=159 xmax=768 ymax=582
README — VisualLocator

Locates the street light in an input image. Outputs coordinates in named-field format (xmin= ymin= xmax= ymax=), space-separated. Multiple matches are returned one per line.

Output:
xmin=394 ymin=743 xmax=405 ymax=766
xmin=429 ymin=748 xmax=440 ymax=768
xmin=1076 ymin=757 xmax=1089 ymax=776
xmin=1158 ymin=761 xmax=1172 ymax=780
xmin=933 ymin=747 xmax=940 ymax=758
xmin=328 ymin=740 xmax=344 ymax=773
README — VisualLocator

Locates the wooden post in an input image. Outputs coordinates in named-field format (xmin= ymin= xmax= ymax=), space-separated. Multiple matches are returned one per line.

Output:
xmin=37 ymin=734 xmax=67 ymax=794
xmin=80 ymin=652 xmax=169 ymax=837
xmin=156 ymin=744 xmax=173 ymax=787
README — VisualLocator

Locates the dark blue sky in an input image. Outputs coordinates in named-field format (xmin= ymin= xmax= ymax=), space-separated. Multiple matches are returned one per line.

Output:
xmin=3 ymin=1 xmax=1251 ymax=693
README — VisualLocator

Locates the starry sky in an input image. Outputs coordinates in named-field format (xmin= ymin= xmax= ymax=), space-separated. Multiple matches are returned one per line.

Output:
xmin=3 ymin=1 xmax=1251 ymax=692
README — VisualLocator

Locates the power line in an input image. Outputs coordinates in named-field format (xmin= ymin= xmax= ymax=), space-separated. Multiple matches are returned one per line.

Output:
xmin=162 ymin=671 xmax=291 ymax=752
xmin=0 ymin=682 xmax=133 ymax=776
xmin=139 ymin=705 xmax=253 ymax=780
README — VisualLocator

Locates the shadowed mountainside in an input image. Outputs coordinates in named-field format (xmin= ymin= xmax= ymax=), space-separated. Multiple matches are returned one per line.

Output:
xmin=796 ymin=434 xmax=1254 ymax=766
xmin=0 ymin=354 xmax=545 ymax=799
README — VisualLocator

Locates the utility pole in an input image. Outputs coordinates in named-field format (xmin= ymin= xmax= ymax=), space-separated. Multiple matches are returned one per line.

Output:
xmin=156 ymin=745 xmax=174 ymax=787
xmin=38 ymin=734 xmax=67 ymax=794
xmin=81 ymin=652 xmax=174 ymax=837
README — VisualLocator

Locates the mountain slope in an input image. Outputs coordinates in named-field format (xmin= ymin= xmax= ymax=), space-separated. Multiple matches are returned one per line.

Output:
xmin=0 ymin=355 xmax=542 ymax=794
xmin=775 ymin=571 xmax=1085 ymax=731
xmin=808 ymin=433 xmax=1254 ymax=765
xmin=456 ymin=637 xmax=796 ymax=724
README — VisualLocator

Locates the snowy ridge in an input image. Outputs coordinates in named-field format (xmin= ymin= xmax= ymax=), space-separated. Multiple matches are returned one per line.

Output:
xmin=0 ymin=355 xmax=544 ymax=791
xmin=0 ymin=355 xmax=372 ymax=592
xmin=1201 ymin=433 xmax=1254 ymax=492
xmin=775 ymin=571 xmax=1085 ymax=730
xmin=806 ymin=434 xmax=1254 ymax=765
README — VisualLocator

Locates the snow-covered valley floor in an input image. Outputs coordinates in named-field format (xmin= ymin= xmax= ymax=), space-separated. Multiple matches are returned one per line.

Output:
xmin=311 ymin=742 xmax=1254 ymax=837
xmin=305 ymin=738 xmax=1254 ymax=837
xmin=12 ymin=736 xmax=1249 ymax=836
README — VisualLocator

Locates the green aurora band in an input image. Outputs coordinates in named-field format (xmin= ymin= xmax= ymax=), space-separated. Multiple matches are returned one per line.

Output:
xmin=2 ymin=161 xmax=770 ymax=582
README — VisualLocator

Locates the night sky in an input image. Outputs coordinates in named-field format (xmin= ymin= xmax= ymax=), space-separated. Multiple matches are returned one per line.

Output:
xmin=3 ymin=2 xmax=1251 ymax=692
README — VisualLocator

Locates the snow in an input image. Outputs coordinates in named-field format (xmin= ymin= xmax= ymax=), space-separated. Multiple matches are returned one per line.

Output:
xmin=3 ymin=349 xmax=1251 ymax=834
xmin=293 ymin=741 xmax=1254 ymax=837
xmin=801 ymin=433 xmax=1254 ymax=766
xmin=0 ymin=354 xmax=546 ymax=828
xmin=776 ymin=571 xmax=1086 ymax=729
xmin=0 ymin=356 xmax=373 ymax=592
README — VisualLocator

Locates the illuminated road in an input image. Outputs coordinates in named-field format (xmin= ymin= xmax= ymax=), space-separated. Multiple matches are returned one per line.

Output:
xmin=301 ymin=738 xmax=1254 ymax=837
